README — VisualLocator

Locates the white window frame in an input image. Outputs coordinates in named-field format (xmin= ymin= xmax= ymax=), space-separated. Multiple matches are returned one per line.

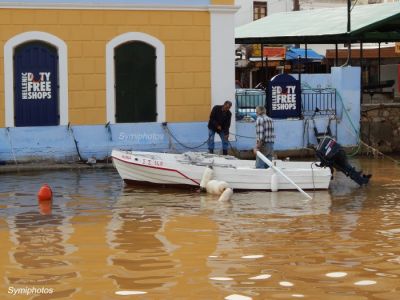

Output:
xmin=106 ymin=32 xmax=165 ymax=124
xmin=4 ymin=31 xmax=68 ymax=127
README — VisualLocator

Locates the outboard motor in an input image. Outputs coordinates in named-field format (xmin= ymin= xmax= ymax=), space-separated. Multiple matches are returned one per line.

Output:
xmin=316 ymin=136 xmax=371 ymax=186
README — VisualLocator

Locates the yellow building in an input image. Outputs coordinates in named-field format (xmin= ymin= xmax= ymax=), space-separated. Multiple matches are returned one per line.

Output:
xmin=0 ymin=0 xmax=237 ymax=127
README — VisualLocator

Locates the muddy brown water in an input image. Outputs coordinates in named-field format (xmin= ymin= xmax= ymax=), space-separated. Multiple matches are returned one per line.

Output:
xmin=1 ymin=157 xmax=399 ymax=299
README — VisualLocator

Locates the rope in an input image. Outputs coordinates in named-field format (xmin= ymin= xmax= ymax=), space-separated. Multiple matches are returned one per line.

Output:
xmin=162 ymin=123 xmax=209 ymax=150
xmin=6 ymin=128 xmax=17 ymax=165
xmin=310 ymin=162 xmax=317 ymax=191
xmin=301 ymin=84 xmax=399 ymax=163
xmin=68 ymin=123 xmax=83 ymax=161
xmin=161 ymin=123 xmax=177 ymax=152
xmin=229 ymin=131 xmax=254 ymax=139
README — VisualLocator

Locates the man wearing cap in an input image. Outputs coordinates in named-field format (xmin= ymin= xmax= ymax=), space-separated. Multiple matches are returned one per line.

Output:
xmin=207 ymin=100 xmax=232 ymax=155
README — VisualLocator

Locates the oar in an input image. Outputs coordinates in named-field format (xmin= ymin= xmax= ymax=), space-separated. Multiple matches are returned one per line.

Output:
xmin=257 ymin=151 xmax=312 ymax=200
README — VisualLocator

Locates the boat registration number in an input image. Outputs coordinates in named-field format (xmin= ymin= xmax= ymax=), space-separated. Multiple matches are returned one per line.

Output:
xmin=140 ymin=158 xmax=164 ymax=167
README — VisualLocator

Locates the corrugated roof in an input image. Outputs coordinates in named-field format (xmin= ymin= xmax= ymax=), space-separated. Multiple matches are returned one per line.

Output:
xmin=235 ymin=2 xmax=400 ymax=44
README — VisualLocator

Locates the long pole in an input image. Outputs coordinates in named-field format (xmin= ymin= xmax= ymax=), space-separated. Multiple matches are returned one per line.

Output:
xmin=346 ymin=0 xmax=352 ymax=66
xmin=378 ymin=42 xmax=381 ymax=91
xmin=347 ymin=0 xmax=351 ymax=33
xmin=256 ymin=151 xmax=312 ymax=200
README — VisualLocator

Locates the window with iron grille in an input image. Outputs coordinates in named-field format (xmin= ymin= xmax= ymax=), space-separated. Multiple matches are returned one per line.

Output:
xmin=253 ymin=1 xmax=267 ymax=20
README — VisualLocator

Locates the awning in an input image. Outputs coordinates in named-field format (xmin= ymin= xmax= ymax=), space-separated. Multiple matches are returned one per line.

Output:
xmin=286 ymin=48 xmax=324 ymax=61
xmin=235 ymin=2 xmax=400 ymax=45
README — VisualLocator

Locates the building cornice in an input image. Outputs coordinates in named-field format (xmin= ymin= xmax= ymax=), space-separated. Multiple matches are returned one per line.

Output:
xmin=208 ymin=5 xmax=239 ymax=14
xmin=0 ymin=2 xmax=239 ymax=12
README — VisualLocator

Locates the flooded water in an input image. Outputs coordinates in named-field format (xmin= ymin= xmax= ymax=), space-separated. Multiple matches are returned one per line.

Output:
xmin=1 ymin=157 xmax=400 ymax=300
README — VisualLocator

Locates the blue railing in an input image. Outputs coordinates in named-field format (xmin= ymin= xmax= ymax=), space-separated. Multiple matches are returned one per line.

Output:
xmin=301 ymin=88 xmax=336 ymax=117
xmin=235 ymin=88 xmax=337 ymax=120
xmin=235 ymin=89 xmax=266 ymax=120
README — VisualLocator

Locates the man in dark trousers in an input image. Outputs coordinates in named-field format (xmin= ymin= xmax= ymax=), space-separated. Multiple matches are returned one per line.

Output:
xmin=207 ymin=100 xmax=232 ymax=155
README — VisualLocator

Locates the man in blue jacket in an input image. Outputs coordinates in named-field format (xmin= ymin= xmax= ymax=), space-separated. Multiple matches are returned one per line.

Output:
xmin=207 ymin=101 xmax=232 ymax=155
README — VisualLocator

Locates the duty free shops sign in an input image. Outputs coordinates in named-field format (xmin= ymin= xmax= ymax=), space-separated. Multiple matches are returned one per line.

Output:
xmin=267 ymin=74 xmax=301 ymax=119
xmin=21 ymin=72 xmax=52 ymax=100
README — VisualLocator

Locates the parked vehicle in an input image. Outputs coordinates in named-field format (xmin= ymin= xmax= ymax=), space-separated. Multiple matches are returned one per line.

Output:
xmin=235 ymin=88 xmax=266 ymax=120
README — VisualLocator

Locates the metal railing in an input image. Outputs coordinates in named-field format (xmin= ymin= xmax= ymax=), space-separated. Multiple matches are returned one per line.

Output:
xmin=235 ymin=88 xmax=337 ymax=120
xmin=301 ymin=88 xmax=337 ymax=117
xmin=235 ymin=89 xmax=266 ymax=120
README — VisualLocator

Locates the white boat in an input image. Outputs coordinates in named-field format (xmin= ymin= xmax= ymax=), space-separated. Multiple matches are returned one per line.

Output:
xmin=111 ymin=150 xmax=331 ymax=191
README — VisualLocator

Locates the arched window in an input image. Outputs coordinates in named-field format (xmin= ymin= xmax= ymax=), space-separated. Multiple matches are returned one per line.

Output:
xmin=115 ymin=41 xmax=156 ymax=123
xmin=106 ymin=32 xmax=165 ymax=123
xmin=14 ymin=41 xmax=59 ymax=126
xmin=4 ymin=31 xmax=68 ymax=127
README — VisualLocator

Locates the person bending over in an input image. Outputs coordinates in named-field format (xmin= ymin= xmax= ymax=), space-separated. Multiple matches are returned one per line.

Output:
xmin=207 ymin=101 xmax=232 ymax=155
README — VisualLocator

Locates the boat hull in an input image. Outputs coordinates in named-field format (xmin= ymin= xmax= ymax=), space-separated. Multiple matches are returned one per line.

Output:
xmin=111 ymin=150 xmax=331 ymax=191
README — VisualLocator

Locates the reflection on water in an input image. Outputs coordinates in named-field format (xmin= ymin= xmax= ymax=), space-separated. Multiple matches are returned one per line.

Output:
xmin=0 ymin=158 xmax=399 ymax=299
xmin=107 ymin=206 xmax=177 ymax=290
xmin=5 ymin=204 xmax=77 ymax=298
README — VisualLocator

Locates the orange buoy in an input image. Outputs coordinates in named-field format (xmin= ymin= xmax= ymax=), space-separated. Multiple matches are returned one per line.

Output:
xmin=37 ymin=184 xmax=53 ymax=202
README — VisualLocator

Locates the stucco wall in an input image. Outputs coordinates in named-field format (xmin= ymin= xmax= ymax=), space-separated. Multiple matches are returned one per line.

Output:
xmin=0 ymin=8 xmax=212 ymax=125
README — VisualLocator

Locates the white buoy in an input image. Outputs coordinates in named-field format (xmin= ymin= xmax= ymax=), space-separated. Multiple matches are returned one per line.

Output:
xmin=206 ymin=180 xmax=229 ymax=195
xmin=200 ymin=166 xmax=214 ymax=190
xmin=217 ymin=181 xmax=229 ymax=193
xmin=205 ymin=180 xmax=219 ymax=194
xmin=218 ymin=187 xmax=233 ymax=201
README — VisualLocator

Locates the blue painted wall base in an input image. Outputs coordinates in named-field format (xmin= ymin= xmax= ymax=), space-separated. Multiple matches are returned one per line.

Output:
xmin=0 ymin=67 xmax=361 ymax=163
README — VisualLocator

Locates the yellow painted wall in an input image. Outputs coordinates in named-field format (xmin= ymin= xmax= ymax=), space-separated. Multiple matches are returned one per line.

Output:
xmin=0 ymin=8 xmax=212 ymax=125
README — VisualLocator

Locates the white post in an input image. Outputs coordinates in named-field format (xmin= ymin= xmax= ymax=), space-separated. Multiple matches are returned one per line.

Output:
xmin=257 ymin=151 xmax=312 ymax=200
xmin=210 ymin=6 xmax=237 ymax=140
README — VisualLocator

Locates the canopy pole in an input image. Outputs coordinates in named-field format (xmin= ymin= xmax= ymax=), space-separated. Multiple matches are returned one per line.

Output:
xmin=261 ymin=43 xmax=265 ymax=87
xmin=305 ymin=43 xmax=308 ymax=73
xmin=360 ymin=42 xmax=364 ymax=104
xmin=297 ymin=55 xmax=301 ymax=87
xmin=346 ymin=0 xmax=351 ymax=66
xmin=347 ymin=0 xmax=351 ymax=33
xmin=378 ymin=42 xmax=381 ymax=92
xmin=347 ymin=40 xmax=352 ymax=66
xmin=335 ymin=44 xmax=338 ymax=66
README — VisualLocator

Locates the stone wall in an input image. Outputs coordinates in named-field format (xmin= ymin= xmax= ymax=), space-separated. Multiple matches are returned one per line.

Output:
xmin=361 ymin=104 xmax=400 ymax=153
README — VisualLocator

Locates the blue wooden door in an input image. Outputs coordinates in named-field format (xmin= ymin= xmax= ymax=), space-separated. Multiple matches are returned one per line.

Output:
xmin=14 ymin=42 xmax=59 ymax=126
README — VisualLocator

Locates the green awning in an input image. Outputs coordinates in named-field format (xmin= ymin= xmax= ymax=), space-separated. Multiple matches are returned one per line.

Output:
xmin=235 ymin=2 xmax=400 ymax=44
